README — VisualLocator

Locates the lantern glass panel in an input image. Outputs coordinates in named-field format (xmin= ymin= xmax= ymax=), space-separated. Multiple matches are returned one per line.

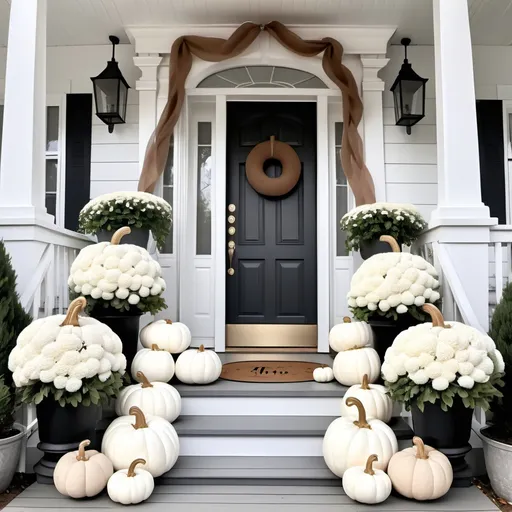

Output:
xmin=118 ymin=81 xmax=128 ymax=120
xmin=400 ymin=79 xmax=424 ymax=118
xmin=93 ymin=78 xmax=121 ymax=123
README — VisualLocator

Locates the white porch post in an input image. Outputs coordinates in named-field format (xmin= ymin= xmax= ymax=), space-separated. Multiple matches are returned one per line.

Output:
xmin=0 ymin=0 xmax=52 ymax=223
xmin=429 ymin=0 xmax=496 ymax=332
xmin=361 ymin=56 xmax=389 ymax=202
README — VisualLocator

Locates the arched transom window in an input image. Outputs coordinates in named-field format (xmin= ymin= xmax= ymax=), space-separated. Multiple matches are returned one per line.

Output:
xmin=197 ymin=66 xmax=328 ymax=89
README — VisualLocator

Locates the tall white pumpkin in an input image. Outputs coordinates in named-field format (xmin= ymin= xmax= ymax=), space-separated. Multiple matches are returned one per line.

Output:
xmin=340 ymin=374 xmax=393 ymax=423
xmin=175 ymin=345 xmax=222 ymax=385
xmin=140 ymin=319 xmax=191 ymax=354
xmin=333 ymin=347 xmax=380 ymax=386
xmin=323 ymin=398 xmax=397 ymax=478
xmin=329 ymin=317 xmax=374 ymax=352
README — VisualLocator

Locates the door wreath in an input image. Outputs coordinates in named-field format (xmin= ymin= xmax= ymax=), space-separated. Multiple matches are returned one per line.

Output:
xmin=245 ymin=136 xmax=301 ymax=197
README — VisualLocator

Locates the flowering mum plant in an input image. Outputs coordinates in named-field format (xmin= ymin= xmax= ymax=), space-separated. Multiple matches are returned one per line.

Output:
xmin=79 ymin=191 xmax=172 ymax=251
xmin=8 ymin=298 xmax=126 ymax=407
xmin=68 ymin=227 xmax=167 ymax=315
xmin=348 ymin=236 xmax=441 ymax=322
xmin=341 ymin=202 xmax=426 ymax=252
xmin=382 ymin=305 xmax=504 ymax=412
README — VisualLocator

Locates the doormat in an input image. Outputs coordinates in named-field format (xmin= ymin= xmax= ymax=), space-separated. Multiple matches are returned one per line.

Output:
xmin=220 ymin=360 xmax=327 ymax=383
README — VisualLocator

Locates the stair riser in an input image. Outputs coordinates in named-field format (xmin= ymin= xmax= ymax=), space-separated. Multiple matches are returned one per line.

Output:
xmin=179 ymin=436 xmax=411 ymax=457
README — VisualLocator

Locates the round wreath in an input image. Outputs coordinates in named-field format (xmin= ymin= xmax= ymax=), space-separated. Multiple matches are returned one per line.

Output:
xmin=245 ymin=136 xmax=301 ymax=197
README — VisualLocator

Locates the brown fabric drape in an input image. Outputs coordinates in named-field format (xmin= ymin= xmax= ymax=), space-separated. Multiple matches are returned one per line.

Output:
xmin=138 ymin=21 xmax=376 ymax=206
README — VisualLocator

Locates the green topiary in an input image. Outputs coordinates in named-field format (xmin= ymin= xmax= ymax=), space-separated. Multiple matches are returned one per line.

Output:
xmin=489 ymin=283 xmax=512 ymax=436
xmin=0 ymin=241 xmax=32 ymax=437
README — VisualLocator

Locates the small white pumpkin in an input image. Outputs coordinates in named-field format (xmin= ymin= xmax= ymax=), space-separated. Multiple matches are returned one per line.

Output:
xmin=313 ymin=367 xmax=334 ymax=383
xmin=342 ymin=454 xmax=392 ymax=505
xmin=131 ymin=344 xmax=175 ymax=383
xmin=175 ymin=344 xmax=222 ymax=385
xmin=115 ymin=371 xmax=181 ymax=423
xmin=102 ymin=406 xmax=179 ymax=477
xmin=53 ymin=439 xmax=113 ymax=498
xmin=140 ymin=319 xmax=191 ymax=354
xmin=329 ymin=317 xmax=374 ymax=352
xmin=387 ymin=436 xmax=453 ymax=500
xmin=322 ymin=397 xmax=398 ymax=478
xmin=333 ymin=347 xmax=380 ymax=386
xmin=107 ymin=458 xmax=154 ymax=505
xmin=340 ymin=374 xmax=393 ymax=423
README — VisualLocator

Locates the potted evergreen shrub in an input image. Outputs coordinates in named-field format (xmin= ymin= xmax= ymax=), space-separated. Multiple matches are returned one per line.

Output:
xmin=8 ymin=297 xmax=127 ymax=482
xmin=0 ymin=241 xmax=31 ymax=492
xmin=78 ymin=191 xmax=172 ymax=251
xmin=481 ymin=283 xmax=512 ymax=502
xmin=383 ymin=304 xmax=504 ymax=482
xmin=341 ymin=202 xmax=426 ymax=259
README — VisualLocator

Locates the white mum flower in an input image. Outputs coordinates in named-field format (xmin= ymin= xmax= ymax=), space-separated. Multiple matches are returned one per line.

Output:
xmin=457 ymin=376 xmax=475 ymax=389
xmin=396 ymin=304 xmax=408 ymax=314
xmin=381 ymin=362 xmax=399 ymax=383
xmin=65 ymin=377 xmax=82 ymax=393
xmin=425 ymin=361 xmax=443 ymax=379
xmin=410 ymin=369 xmax=429 ymax=385
xmin=432 ymin=377 xmax=449 ymax=391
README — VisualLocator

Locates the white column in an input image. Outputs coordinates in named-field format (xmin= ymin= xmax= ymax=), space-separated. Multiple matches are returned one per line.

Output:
xmin=361 ymin=56 xmax=389 ymax=203
xmin=134 ymin=54 xmax=163 ymax=191
xmin=0 ymin=0 xmax=52 ymax=223
xmin=430 ymin=0 xmax=491 ymax=224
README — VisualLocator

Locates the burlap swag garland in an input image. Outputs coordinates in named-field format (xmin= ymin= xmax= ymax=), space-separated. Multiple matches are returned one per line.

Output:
xmin=137 ymin=21 xmax=376 ymax=206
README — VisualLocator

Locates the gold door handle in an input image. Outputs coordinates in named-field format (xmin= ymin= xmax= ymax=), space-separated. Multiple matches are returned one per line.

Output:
xmin=228 ymin=243 xmax=235 ymax=276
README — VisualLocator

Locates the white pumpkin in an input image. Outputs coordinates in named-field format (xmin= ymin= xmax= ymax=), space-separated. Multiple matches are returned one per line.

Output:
xmin=322 ymin=397 xmax=398 ymax=478
xmin=340 ymin=374 xmax=393 ymax=423
xmin=329 ymin=317 xmax=374 ymax=352
xmin=140 ymin=319 xmax=191 ymax=354
xmin=175 ymin=345 xmax=222 ymax=385
xmin=115 ymin=371 xmax=181 ymax=422
xmin=131 ymin=344 xmax=175 ymax=383
xmin=102 ymin=406 xmax=179 ymax=477
xmin=387 ymin=436 xmax=453 ymax=500
xmin=53 ymin=439 xmax=113 ymax=498
xmin=333 ymin=347 xmax=380 ymax=386
xmin=313 ymin=367 xmax=334 ymax=383
xmin=107 ymin=458 xmax=154 ymax=505
xmin=342 ymin=454 xmax=392 ymax=505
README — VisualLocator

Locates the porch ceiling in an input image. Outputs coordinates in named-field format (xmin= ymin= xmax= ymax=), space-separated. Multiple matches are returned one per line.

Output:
xmin=0 ymin=0 xmax=512 ymax=48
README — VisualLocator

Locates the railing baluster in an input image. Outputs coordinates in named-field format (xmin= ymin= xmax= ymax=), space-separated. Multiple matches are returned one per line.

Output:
xmin=495 ymin=241 xmax=503 ymax=305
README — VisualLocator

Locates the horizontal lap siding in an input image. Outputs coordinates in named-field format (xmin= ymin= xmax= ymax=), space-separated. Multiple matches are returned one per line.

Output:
xmin=90 ymin=92 xmax=140 ymax=198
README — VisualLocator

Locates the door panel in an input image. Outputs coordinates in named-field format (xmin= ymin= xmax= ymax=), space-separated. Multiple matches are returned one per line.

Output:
xmin=226 ymin=102 xmax=317 ymax=348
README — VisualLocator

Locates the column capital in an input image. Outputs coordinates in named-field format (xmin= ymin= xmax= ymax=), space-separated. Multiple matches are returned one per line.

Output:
xmin=361 ymin=55 xmax=389 ymax=92
xmin=134 ymin=54 xmax=163 ymax=91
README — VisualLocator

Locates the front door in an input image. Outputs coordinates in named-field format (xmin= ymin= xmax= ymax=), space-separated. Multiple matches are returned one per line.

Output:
xmin=226 ymin=102 xmax=317 ymax=349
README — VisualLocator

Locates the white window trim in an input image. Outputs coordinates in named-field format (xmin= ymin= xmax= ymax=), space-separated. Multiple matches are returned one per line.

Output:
xmin=502 ymin=100 xmax=512 ymax=224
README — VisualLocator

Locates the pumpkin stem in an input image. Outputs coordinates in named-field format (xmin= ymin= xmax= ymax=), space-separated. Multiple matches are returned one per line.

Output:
xmin=165 ymin=319 xmax=173 ymax=324
xmin=76 ymin=439 xmax=90 ymax=462
xmin=345 ymin=397 xmax=371 ymax=429
xmin=379 ymin=235 xmax=401 ymax=253
xmin=151 ymin=344 xmax=161 ymax=351
xmin=137 ymin=371 xmax=153 ymax=388
xmin=364 ymin=454 xmax=378 ymax=476
xmin=361 ymin=374 xmax=370 ymax=390
xmin=421 ymin=304 xmax=446 ymax=328
xmin=127 ymin=458 xmax=146 ymax=477
xmin=413 ymin=436 xmax=428 ymax=460
xmin=60 ymin=297 xmax=87 ymax=327
xmin=198 ymin=344 xmax=205 ymax=352
xmin=130 ymin=406 xmax=148 ymax=429
xmin=343 ymin=316 xmax=351 ymax=323
xmin=111 ymin=226 xmax=131 ymax=245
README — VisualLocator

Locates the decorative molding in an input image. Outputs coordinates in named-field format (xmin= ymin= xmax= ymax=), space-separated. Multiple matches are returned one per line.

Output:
xmin=361 ymin=56 xmax=390 ymax=92
xmin=126 ymin=25 xmax=396 ymax=56
xmin=134 ymin=54 xmax=162 ymax=91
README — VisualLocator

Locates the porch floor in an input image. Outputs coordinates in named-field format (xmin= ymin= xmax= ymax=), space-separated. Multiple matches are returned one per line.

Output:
xmin=5 ymin=482 xmax=499 ymax=511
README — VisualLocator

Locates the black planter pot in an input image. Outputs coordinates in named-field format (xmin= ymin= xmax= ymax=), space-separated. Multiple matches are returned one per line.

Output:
xmin=360 ymin=237 xmax=398 ymax=260
xmin=96 ymin=227 xmax=150 ymax=249
xmin=90 ymin=307 xmax=142 ymax=370
xmin=34 ymin=399 xmax=101 ymax=484
xmin=412 ymin=399 xmax=473 ymax=485
xmin=368 ymin=315 xmax=420 ymax=363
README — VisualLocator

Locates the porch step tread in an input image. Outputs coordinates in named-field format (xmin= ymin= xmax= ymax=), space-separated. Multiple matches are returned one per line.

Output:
xmin=173 ymin=415 xmax=413 ymax=439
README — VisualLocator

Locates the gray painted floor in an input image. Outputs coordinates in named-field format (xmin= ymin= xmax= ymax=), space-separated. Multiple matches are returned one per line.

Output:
xmin=6 ymin=482 xmax=499 ymax=511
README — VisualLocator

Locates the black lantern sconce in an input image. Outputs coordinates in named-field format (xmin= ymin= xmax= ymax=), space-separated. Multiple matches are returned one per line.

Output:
xmin=91 ymin=36 xmax=130 ymax=133
xmin=390 ymin=38 xmax=428 ymax=135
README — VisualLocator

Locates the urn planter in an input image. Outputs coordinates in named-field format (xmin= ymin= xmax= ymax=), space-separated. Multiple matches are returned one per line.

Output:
xmin=359 ymin=238 xmax=396 ymax=260
xmin=34 ymin=399 xmax=101 ymax=483
xmin=0 ymin=424 xmax=26 ymax=492
xmin=96 ymin=227 xmax=149 ymax=249
xmin=480 ymin=427 xmax=512 ymax=503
